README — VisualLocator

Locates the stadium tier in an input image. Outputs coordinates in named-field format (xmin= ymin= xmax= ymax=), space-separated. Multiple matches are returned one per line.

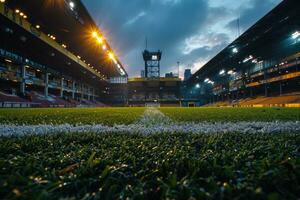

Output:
xmin=184 ymin=0 xmax=300 ymax=107
xmin=128 ymin=77 xmax=181 ymax=107
xmin=0 ymin=0 xmax=127 ymax=108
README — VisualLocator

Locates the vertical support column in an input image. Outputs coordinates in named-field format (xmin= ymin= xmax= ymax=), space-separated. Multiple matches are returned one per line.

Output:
xmin=81 ymin=84 xmax=84 ymax=99
xmin=264 ymin=84 xmax=268 ymax=97
xmin=60 ymin=78 xmax=64 ymax=98
xmin=44 ymin=72 xmax=49 ymax=97
xmin=279 ymin=82 xmax=282 ymax=96
xmin=88 ymin=87 xmax=91 ymax=101
xmin=92 ymin=88 xmax=95 ymax=101
xmin=72 ymin=81 xmax=76 ymax=99
xmin=20 ymin=65 xmax=26 ymax=94
xmin=263 ymin=62 xmax=268 ymax=97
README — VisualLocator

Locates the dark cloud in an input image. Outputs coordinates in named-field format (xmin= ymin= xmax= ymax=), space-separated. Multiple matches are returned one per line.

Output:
xmin=226 ymin=0 xmax=282 ymax=34
xmin=83 ymin=0 xmax=282 ymax=77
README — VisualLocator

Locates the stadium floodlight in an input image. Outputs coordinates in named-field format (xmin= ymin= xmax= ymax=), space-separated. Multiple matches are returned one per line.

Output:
xmin=204 ymin=78 xmax=209 ymax=83
xmin=102 ymin=44 xmax=107 ymax=50
xmin=196 ymin=83 xmax=200 ymax=88
xmin=232 ymin=47 xmax=238 ymax=54
xmin=97 ymin=37 xmax=103 ymax=44
xmin=219 ymin=69 xmax=225 ymax=75
xmin=35 ymin=25 xmax=40 ymax=29
xmin=92 ymin=32 xmax=98 ymax=38
xmin=243 ymin=55 xmax=253 ymax=63
xmin=292 ymin=31 xmax=300 ymax=39
xmin=108 ymin=52 xmax=114 ymax=60
xmin=0 ymin=0 xmax=5 ymax=3
xmin=69 ymin=1 xmax=75 ymax=9
xmin=108 ymin=52 xmax=117 ymax=64
xmin=227 ymin=70 xmax=234 ymax=75
xmin=15 ymin=9 xmax=20 ymax=13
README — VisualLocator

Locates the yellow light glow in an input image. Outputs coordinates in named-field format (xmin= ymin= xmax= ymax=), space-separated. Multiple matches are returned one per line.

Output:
xmin=20 ymin=12 xmax=24 ymax=16
xmin=0 ymin=0 xmax=6 ymax=3
xmin=92 ymin=32 xmax=98 ymax=38
xmin=23 ymin=15 xmax=27 ymax=19
xmin=102 ymin=44 xmax=107 ymax=50
xmin=36 ymin=25 xmax=40 ymax=29
xmin=97 ymin=37 xmax=103 ymax=44
xmin=108 ymin=52 xmax=115 ymax=60
xmin=15 ymin=9 xmax=20 ymax=13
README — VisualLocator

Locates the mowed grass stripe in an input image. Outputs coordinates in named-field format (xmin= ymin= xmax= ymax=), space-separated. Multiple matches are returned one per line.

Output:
xmin=0 ymin=108 xmax=145 ymax=125
xmin=160 ymin=107 xmax=300 ymax=122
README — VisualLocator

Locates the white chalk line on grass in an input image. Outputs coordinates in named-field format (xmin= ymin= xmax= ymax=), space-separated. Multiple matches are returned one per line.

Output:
xmin=0 ymin=108 xmax=299 ymax=136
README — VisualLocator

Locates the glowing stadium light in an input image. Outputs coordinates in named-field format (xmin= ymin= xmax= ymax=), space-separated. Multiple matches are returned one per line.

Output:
xmin=35 ymin=25 xmax=40 ymax=29
xmin=0 ymin=0 xmax=6 ymax=3
xmin=232 ymin=47 xmax=238 ymax=53
xmin=108 ymin=52 xmax=117 ymax=64
xmin=23 ymin=15 xmax=27 ymax=19
xmin=69 ymin=1 xmax=75 ymax=9
xmin=243 ymin=55 xmax=253 ymax=63
xmin=108 ymin=52 xmax=115 ymax=60
xmin=20 ymin=12 xmax=24 ymax=16
xmin=204 ymin=78 xmax=209 ymax=83
xmin=97 ymin=36 xmax=103 ymax=44
xmin=4 ymin=59 xmax=12 ymax=63
xmin=92 ymin=32 xmax=98 ymax=38
xmin=195 ymin=83 xmax=200 ymax=88
xmin=102 ymin=44 xmax=107 ymax=50
xmin=62 ymin=44 xmax=67 ymax=48
xmin=227 ymin=70 xmax=234 ymax=75
xmin=219 ymin=69 xmax=225 ymax=75
xmin=15 ymin=9 xmax=20 ymax=13
xmin=292 ymin=31 xmax=300 ymax=39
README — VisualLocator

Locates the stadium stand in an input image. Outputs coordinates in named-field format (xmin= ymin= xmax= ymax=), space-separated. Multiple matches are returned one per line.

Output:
xmin=184 ymin=0 xmax=300 ymax=107
xmin=0 ymin=0 xmax=127 ymax=107
xmin=205 ymin=93 xmax=300 ymax=107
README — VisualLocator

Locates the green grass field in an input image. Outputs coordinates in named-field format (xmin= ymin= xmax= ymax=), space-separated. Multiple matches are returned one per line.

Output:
xmin=0 ymin=107 xmax=145 ymax=125
xmin=160 ymin=107 xmax=300 ymax=122
xmin=0 ymin=107 xmax=300 ymax=199
xmin=0 ymin=107 xmax=299 ymax=125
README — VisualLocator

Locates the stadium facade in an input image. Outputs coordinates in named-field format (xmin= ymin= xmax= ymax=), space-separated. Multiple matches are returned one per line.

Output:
xmin=184 ymin=0 xmax=300 ymax=107
xmin=0 ymin=0 xmax=127 ymax=107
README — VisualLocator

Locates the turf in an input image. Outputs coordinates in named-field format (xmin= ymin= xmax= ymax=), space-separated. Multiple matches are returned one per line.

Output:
xmin=0 ymin=108 xmax=145 ymax=125
xmin=0 ymin=132 xmax=299 ymax=199
xmin=160 ymin=107 xmax=300 ymax=122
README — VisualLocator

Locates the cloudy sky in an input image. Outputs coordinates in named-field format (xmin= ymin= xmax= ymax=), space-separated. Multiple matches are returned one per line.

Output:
xmin=83 ymin=0 xmax=282 ymax=78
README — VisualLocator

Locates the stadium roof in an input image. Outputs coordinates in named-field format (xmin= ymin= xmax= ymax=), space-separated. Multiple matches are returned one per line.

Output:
xmin=187 ymin=0 xmax=300 ymax=85
xmin=0 ymin=0 xmax=127 ymax=83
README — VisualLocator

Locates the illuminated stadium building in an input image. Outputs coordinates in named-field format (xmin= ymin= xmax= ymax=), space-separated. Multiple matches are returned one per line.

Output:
xmin=0 ymin=0 xmax=127 ymax=107
xmin=127 ymin=49 xmax=181 ymax=107
xmin=184 ymin=0 xmax=300 ymax=107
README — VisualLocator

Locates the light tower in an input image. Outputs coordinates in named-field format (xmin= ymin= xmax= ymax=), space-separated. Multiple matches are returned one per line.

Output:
xmin=143 ymin=50 xmax=162 ymax=78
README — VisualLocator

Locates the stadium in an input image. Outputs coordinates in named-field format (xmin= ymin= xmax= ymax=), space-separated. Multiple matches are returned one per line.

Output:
xmin=0 ymin=0 xmax=300 ymax=199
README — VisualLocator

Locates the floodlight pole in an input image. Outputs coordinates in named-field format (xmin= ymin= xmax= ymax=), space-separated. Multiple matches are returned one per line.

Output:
xmin=177 ymin=61 xmax=180 ymax=78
